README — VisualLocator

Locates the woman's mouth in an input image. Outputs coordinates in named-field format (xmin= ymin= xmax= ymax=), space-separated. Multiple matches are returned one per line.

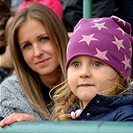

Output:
xmin=36 ymin=58 xmax=50 ymax=66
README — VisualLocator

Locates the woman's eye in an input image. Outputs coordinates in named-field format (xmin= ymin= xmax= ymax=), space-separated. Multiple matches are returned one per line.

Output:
xmin=23 ymin=43 xmax=31 ymax=49
xmin=93 ymin=61 xmax=103 ymax=67
xmin=39 ymin=36 xmax=49 ymax=43
xmin=72 ymin=61 xmax=80 ymax=67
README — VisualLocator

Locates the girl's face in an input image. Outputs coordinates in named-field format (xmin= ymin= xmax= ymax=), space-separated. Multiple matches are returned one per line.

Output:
xmin=67 ymin=56 xmax=117 ymax=108
xmin=18 ymin=19 xmax=59 ymax=76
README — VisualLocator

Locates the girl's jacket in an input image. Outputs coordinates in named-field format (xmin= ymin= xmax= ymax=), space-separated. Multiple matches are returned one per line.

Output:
xmin=68 ymin=88 xmax=133 ymax=121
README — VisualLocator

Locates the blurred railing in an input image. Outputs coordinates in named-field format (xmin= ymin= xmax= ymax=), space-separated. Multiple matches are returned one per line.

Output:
xmin=0 ymin=121 xmax=133 ymax=133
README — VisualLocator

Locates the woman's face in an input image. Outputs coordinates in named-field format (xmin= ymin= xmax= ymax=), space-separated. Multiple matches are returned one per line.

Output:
xmin=18 ymin=19 xmax=59 ymax=76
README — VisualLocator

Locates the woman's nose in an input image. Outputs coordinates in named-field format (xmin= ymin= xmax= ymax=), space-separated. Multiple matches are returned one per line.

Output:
xmin=33 ymin=43 xmax=43 ymax=57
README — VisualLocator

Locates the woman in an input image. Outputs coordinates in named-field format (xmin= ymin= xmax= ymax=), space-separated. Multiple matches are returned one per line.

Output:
xmin=0 ymin=3 xmax=68 ymax=126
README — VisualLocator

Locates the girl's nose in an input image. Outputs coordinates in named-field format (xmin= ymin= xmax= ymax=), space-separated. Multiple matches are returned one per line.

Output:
xmin=79 ymin=66 xmax=91 ymax=78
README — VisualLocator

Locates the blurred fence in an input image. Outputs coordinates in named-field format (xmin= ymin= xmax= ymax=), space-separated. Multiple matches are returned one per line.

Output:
xmin=0 ymin=121 xmax=133 ymax=133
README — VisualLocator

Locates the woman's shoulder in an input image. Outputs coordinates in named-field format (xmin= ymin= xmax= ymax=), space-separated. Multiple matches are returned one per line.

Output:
xmin=1 ymin=74 xmax=18 ymax=83
xmin=0 ymin=75 xmax=25 ymax=105
xmin=0 ymin=75 xmax=22 ymax=93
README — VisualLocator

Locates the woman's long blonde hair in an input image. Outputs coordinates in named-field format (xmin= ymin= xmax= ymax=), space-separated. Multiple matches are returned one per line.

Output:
xmin=51 ymin=73 xmax=130 ymax=121
xmin=8 ymin=3 xmax=68 ymax=120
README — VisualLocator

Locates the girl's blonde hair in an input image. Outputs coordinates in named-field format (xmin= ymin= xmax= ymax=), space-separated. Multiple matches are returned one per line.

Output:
xmin=8 ymin=3 xmax=68 ymax=120
xmin=51 ymin=73 xmax=129 ymax=121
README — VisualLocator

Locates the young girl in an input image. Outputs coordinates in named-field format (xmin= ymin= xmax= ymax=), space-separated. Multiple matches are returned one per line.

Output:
xmin=52 ymin=16 xmax=133 ymax=121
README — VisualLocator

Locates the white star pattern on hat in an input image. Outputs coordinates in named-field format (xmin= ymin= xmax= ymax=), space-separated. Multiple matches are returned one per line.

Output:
xmin=112 ymin=36 xmax=125 ymax=50
xmin=117 ymin=27 xmax=125 ymax=35
xmin=118 ymin=18 xmax=126 ymax=26
xmin=74 ymin=24 xmax=82 ymax=33
xmin=122 ymin=55 xmax=131 ymax=70
xmin=91 ymin=22 xmax=108 ymax=30
xmin=79 ymin=34 xmax=98 ymax=46
xmin=95 ymin=48 xmax=109 ymax=61
xmin=67 ymin=41 xmax=71 ymax=53
xmin=112 ymin=16 xmax=126 ymax=26
xmin=129 ymin=47 xmax=132 ymax=52
xmin=93 ymin=18 xmax=103 ymax=22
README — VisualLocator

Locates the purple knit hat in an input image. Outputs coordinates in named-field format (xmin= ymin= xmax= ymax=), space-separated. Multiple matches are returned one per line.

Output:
xmin=66 ymin=16 xmax=133 ymax=81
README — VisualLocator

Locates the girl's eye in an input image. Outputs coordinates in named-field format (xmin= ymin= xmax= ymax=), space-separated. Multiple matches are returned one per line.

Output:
xmin=93 ymin=61 xmax=103 ymax=67
xmin=72 ymin=61 xmax=81 ymax=68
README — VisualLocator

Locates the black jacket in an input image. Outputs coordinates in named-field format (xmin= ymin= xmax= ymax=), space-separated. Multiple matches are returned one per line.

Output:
xmin=67 ymin=89 xmax=133 ymax=121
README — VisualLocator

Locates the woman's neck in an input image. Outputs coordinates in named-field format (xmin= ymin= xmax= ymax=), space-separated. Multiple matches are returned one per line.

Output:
xmin=39 ymin=71 xmax=61 ymax=89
